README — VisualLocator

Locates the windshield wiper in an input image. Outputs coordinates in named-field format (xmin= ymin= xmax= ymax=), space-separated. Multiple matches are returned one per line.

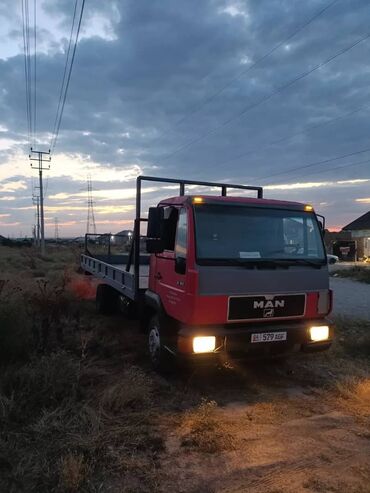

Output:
xmin=198 ymin=258 xmax=254 ymax=268
xmin=198 ymin=258 xmax=325 ymax=268
xmin=281 ymin=258 xmax=325 ymax=268
xmin=198 ymin=258 xmax=289 ymax=269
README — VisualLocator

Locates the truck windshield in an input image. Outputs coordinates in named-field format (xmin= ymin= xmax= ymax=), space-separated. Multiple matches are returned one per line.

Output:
xmin=194 ymin=204 xmax=326 ymax=264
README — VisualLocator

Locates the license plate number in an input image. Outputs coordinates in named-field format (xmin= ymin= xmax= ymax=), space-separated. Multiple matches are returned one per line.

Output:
xmin=251 ymin=331 xmax=287 ymax=343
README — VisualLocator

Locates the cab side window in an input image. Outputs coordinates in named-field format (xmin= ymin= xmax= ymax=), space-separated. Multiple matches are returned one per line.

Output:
xmin=175 ymin=208 xmax=187 ymax=259
xmin=162 ymin=207 xmax=178 ymax=251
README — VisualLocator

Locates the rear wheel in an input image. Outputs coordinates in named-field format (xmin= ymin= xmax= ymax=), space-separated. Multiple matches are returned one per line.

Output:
xmin=96 ymin=284 xmax=118 ymax=315
xmin=148 ymin=315 xmax=175 ymax=372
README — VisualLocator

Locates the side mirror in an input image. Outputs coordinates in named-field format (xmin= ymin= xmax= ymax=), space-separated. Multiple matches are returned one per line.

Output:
xmin=316 ymin=214 xmax=326 ymax=237
xmin=147 ymin=207 xmax=164 ymax=238
xmin=146 ymin=207 xmax=164 ymax=254
xmin=175 ymin=256 xmax=186 ymax=275
xmin=146 ymin=239 xmax=164 ymax=254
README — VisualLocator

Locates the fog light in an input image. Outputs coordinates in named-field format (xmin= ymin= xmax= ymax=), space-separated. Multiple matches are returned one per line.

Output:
xmin=193 ymin=336 xmax=216 ymax=353
xmin=310 ymin=325 xmax=329 ymax=342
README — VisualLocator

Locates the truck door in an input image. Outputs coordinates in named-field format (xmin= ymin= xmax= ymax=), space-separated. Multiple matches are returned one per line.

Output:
xmin=154 ymin=207 xmax=189 ymax=320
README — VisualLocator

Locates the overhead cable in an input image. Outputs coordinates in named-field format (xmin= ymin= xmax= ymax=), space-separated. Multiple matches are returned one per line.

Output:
xmin=215 ymin=103 xmax=369 ymax=169
xmin=51 ymin=0 xmax=86 ymax=152
xmin=33 ymin=0 xmax=37 ymax=146
xmin=172 ymin=0 xmax=340 ymax=129
xmin=21 ymin=0 xmax=32 ymax=146
xmin=259 ymin=146 xmax=370 ymax=182
xmin=50 ymin=0 xmax=78 ymax=151
xmin=159 ymin=31 xmax=370 ymax=163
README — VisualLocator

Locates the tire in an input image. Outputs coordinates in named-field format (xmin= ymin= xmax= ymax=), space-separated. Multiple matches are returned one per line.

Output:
xmin=147 ymin=315 xmax=175 ymax=373
xmin=96 ymin=284 xmax=118 ymax=315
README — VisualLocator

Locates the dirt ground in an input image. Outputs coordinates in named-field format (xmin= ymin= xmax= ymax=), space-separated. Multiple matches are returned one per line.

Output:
xmin=159 ymin=364 xmax=370 ymax=493
xmin=0 ymin=246 xmax=369 ymax=492
xmin=73 ymin=301 xmax=370 ymax=492
xmin=103 ymin=317 xmax=370 ymax=493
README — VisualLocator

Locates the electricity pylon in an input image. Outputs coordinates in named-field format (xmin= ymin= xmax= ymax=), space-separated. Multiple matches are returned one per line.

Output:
xmin=86 ymin=176 xmax=97 ymax=236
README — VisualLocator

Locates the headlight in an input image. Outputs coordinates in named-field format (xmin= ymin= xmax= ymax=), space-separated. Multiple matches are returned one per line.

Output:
xmin=310 ymin=325 xmax=329 ymax=342
xmin=193 ymin=336 xmax=216 ymax=353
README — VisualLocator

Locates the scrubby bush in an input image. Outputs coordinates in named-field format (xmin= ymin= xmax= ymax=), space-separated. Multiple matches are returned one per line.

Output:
xmin=1 ymin=351 xmax=80 ymax=421
xmin=334 ymin=266 xmax=370 ymax=283
xmin=101 ymin=366 xmax=153 ymax=413
xmin=181 ymin=399 xmax=235 ymax=453
xmin=0 ymin=283 xmax=32 ymax=363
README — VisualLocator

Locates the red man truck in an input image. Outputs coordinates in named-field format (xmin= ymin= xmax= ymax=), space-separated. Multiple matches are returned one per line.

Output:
xmin=81 ymin=176 xmax=333 ymax=370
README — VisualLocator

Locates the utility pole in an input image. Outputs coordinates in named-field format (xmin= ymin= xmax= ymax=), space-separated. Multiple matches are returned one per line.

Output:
xmin=30 ymin=148 xmax=50 ymax=255
xmin=32 ymin=193 xmax=40 ymax=247
xmin=54 ymin=217 xmax=59 ymax=244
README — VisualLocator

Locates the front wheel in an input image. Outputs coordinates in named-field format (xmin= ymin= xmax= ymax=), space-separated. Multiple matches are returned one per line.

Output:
xmin=148 ymin=315 xmax=175 ymax=373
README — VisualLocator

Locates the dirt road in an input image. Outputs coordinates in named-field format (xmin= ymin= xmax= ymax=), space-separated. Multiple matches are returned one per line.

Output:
xmin=331 ymin=276 xmax=370 ymax=319
xmin=159 ymin=355 xmax=370 ymax=493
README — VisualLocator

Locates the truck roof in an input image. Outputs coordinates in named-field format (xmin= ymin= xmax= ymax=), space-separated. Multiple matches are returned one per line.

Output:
xmin=159 ymin=195 xmax=310 ymax=211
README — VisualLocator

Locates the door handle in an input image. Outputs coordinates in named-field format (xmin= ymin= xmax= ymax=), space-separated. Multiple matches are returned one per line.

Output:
xmin=154 ymin=272 xmax=162 ymax=280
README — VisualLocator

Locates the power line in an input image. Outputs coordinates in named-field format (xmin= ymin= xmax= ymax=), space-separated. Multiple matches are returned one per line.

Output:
xmin=50 ymin=0 xmax=78 ymax=150
xmin=214 ymin=102 xmax=369 ymax=169
xmin=51 ymin=0 xmax=86 ymax=152
xmin=171 ymin=0 xmax=340 ymax=130
xmin=159 ymin=30 xmax=370 ymax=163
xmin=259 ymin=146 xmax=370 ymax=182
xmin=25 ymin=0 xmax=32 ymax=140
xmin=33 ymin=0 xmax=37 ymax=147
xmin=269 ymin=157 xmax=370 ymax=184
xmin=21 ymin=0 xmax=32 ymax=146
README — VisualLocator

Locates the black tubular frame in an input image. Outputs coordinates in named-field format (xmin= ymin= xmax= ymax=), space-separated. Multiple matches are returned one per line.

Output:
xmin=129 ymin=175 xmax=263 ymax=299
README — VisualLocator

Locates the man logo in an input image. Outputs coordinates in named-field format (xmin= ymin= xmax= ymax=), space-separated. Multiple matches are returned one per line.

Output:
xmin=263 ymin=308 xmax=274 ymax=318
xmin=253 ymin=299 xmax=285 ymax=309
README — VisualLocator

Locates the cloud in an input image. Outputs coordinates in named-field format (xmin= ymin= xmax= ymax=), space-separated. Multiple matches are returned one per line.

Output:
xmin=1 ymin=0 xmax=370 ymax=235
xmin=265 ymin=178 xmax=370 ymax=191
xmin=0 ymin=180 xmax=27 ymax=192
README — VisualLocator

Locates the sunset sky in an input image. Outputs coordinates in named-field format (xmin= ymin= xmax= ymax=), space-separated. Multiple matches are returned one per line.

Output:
xmin=0 ymin=0 xmax=369 ymax=238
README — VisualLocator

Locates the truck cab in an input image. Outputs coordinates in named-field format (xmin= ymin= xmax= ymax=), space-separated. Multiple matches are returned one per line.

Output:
xmin=144 ymin=186 xmax=332 ymax=369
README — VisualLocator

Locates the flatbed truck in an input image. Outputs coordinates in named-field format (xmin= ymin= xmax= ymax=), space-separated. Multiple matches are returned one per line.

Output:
xmin=81 ymin=176 xmax=333 ymax=370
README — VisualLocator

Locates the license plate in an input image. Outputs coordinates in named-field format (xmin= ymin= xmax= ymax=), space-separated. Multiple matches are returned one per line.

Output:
xmin=251 ymin=331 xmax=287 ymax=343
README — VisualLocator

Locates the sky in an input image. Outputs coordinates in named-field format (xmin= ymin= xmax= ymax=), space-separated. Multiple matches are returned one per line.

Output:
xmin=0 ymin=0 xmax=370 ymax=238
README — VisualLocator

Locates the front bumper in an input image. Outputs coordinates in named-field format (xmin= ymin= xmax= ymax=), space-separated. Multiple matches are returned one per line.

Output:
xmin=175 ymin=319 xmax=334 ymax=360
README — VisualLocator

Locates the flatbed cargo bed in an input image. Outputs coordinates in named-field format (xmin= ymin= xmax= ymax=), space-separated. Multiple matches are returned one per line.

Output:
xmin=81 ymin=253 xmax=149 ymax=300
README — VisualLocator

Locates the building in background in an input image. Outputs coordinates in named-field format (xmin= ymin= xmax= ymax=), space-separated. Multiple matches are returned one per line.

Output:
xmin=324 ymin=230 xmax=356 ymax=261
xmin=342 ymin=211 xmax=370 ymax=259
xmin=114 ymin=230 xmax=133 ymax=250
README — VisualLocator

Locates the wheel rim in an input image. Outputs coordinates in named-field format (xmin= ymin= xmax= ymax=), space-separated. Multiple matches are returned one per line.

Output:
xmin=149 ymin=327 xmax=160 ymax=363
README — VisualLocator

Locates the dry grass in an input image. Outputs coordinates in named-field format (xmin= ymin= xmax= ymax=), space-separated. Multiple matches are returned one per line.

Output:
xmin=101 ymin=366 xmax=153 ymax=413
xmin=0 ymin=245 xmax=79 ymax=281
xmin=333 ymin=317 xmax=370 ymax=359
xmin=336 ymin=377 xmax=370 ymax=418
xmin=0 ymin=245 xmax=164 ymax=491
xmin=60 ymin=452 xmax=89 ymax=492
xmin=333 ymin=266 xmax=370 ymax=283
xmin=0 ymin=350 xmax=163 ymax=491
xmin=181 ymin=399 xmax=236 ymax=453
